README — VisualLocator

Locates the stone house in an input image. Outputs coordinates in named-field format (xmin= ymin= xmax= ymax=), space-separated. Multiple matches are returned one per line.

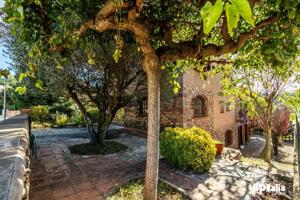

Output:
xmin=124 ymin=69 xmax=250 ymax=149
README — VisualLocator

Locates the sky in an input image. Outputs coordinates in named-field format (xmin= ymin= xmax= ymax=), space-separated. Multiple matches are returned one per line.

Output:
xmin=0 ymin=0 xmax=10 ymax=70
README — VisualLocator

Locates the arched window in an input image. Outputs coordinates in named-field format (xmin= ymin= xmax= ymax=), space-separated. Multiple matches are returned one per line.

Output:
xmin=225 ymin=130 xmax=233 ymax=146
xmin=192 ymin=95 xmax=207 ymax=117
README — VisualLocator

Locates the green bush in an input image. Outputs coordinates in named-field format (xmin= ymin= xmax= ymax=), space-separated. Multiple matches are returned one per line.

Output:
xmin=55 ymin=113 xmax=69 ymax=126
xmin=114 ymin=108 xmax=125 ymax=122
xmin=49 ymin=100 xmax=74 ymax=117
xmin=160 ymin=127 xmax=216 ymax=173
xmin=70 ymin=110 xmax=85 ymax=125
xmin=31 ymin=105 xmax=49 ymax=122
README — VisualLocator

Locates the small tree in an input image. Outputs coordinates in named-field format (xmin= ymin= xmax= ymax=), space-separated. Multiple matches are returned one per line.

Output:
xmin=221 ymin=41 xmax=300 ymax=162
xmin=252 ymin=105 xmax=291 ymax=155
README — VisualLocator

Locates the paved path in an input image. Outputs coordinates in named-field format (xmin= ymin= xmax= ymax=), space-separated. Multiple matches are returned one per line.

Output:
xmin=240 ymin=135 xmax=265 ymax=157
xmin=29 ymin=127 xmax=292 ymax=200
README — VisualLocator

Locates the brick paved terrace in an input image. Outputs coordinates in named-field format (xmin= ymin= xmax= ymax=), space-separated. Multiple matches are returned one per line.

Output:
xmin=29 ymin=126 xmax=293 ymax=200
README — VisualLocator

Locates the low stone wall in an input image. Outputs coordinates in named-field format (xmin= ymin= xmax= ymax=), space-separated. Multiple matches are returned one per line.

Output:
xmin=0 ymin=115 xmax=31 ymax=200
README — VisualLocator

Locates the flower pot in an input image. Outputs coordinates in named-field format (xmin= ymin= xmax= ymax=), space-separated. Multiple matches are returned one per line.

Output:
xmin=215 ymin=143 xmax=224 ymax=154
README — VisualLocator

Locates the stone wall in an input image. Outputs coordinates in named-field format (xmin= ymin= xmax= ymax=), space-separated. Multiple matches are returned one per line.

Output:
xmin=213 ymin=124 xmax=239 ymax=149
xmin=181 ymin=85 xmax=214 ymax=132
xmin=124 ymin=73 xmax=184 ymax=130
xmin=0 ymin=115 xmax=31 ymax=200
xmin=124 ymin=69 xmax=243 ymax=149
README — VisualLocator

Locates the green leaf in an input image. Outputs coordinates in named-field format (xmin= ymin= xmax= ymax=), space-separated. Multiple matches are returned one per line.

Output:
xmin=225 ymin=2 xmax=240 ymax=37
xmin=18 ymin=72 xmax=26 ymax=82
xmin=17 ymin=6 xmax=23 ymax=16
xmin=231 ymin=0 xmax=254 ymax=26
xmin=288 ymin=9 xmax=296 ymax=20
xmin=34 ymin=0 xmax=42 ymax=6
xmin=28 ymin=62 xmax=36 ymax=72
xmin=113 ymin=49 xmax=122 ymax=63
xmin=35 ymin=80 xmax=43 ymax=91
xmin=15 ymin=86 xmax=26 ymax=95
xmin=201 ymin=0 xmax=223 ymax=34
xmin=88 ymin=58 xmax=95 ymax=65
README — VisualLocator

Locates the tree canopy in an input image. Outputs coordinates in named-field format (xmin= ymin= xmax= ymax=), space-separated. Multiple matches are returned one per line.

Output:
xmin=2 ymin=0 xmax=300 ymax=199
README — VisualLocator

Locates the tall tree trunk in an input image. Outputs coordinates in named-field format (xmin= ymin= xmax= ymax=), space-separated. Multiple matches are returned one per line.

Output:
xmin=264 ymin=108 xmax=272 ymax=162
xmin=96 ymin=116 xmax=111 ymax=145
xmin=265 ymin=127 xmax=272 ymax=162
xmin=143 ymin=66 xmax=161 ymax=200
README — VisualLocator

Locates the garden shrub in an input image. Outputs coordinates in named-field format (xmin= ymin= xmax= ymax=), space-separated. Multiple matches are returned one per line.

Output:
xmin=114 ymin=108 xmax=125 ymax=122
xmin=160 ymin=127 xmax=216 ymax=173
xmin=49 ymin=100 xmax=74 ymax=117
xmin=70 ymin=110 xmax=85 ymax=125
xmin=55 ymin=113 xmax=69 ymax=126
xmin=31 ymin=105 xmax=49 ymax=122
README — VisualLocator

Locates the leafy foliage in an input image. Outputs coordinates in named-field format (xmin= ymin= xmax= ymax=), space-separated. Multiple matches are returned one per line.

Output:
xmin=201 ymin=0 xmax=223 ymax=34
xmin=160 ymin=127 xmax=216 ymax=173
xmin=70 ymin=110 xmax=85 ymax=125
xmin=55 ymin=113 xmax=69 ymax=126
xmin=31 ymin=105 xmax=49 ymax=122
xmin=114 ymin=108 xmax=125 ymax=122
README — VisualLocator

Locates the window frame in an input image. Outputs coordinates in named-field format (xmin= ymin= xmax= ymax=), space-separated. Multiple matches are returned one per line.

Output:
xmin=192 ymin=95 xmax=207 ymax=117
xmin=220 ymin=101 xmax=225 ymax=113
xmin=139 ymin=97 xmax=147 ymax=115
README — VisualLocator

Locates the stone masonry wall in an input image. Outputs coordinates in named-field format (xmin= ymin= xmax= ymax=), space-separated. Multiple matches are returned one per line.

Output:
xmin=0 ymin=115 xmax=31 ymax=200
xmin=181 ymin=85 xmax=214 ymax=133
xmin=124 ymin=69 xmax=242 ymax=149
xmin=124 ymin=73 xmax=184 ymax=130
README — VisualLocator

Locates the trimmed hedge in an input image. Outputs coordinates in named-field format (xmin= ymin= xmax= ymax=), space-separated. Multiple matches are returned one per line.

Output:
xmin=160 ymin=127 xmax=216 ymax=173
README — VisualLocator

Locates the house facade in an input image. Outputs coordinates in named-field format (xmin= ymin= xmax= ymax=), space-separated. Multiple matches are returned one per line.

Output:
xmin=124 ymin=69 xmax=250 ymax=149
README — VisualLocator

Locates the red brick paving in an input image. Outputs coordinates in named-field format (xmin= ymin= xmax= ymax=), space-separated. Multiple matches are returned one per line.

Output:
xmin=29 ymin=141 xmax=146 ymax=200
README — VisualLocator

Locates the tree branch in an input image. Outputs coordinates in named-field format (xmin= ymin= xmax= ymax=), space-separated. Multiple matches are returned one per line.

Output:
xmin=158 ymin=15 xmax=279 ymax=62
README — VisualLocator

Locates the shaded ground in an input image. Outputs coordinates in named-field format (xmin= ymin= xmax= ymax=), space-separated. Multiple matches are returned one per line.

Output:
xmin=240 ymin=134 xmax=294 ymax=174
xmin=29 ymin=127 xmax=293 ymax=200
xmin=241 ymin=135 xmax=265 ymax=158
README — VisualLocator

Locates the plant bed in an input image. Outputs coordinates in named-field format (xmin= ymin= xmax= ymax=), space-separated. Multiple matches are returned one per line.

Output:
xmin=69 ymin=141 xmax=128 ymax=155
xmin=107 ymin=178 xmax=191 ymax=200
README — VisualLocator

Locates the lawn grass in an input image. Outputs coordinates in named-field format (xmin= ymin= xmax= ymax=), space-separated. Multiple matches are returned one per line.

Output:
xmin=107 ymin=179 xmax=191 ymax=200
xmin=69 ymin=141 xmax=128 ymax=155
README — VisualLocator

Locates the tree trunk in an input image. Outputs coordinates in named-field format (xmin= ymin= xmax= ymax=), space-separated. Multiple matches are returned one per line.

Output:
xmin=264 ymin=127 xmax=272 ymax=162
xmin=66 ymin=86 xmax=98 ymax=144
xmin=272 ymin=134 xmax=279 ymax=156
xmin=97 ymin=117 xmax=111 ymax=145
xmin=143 ymin=67 xmax=161 ymax=200
xmin=264 ymin=108 xmax=273 ymax=162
